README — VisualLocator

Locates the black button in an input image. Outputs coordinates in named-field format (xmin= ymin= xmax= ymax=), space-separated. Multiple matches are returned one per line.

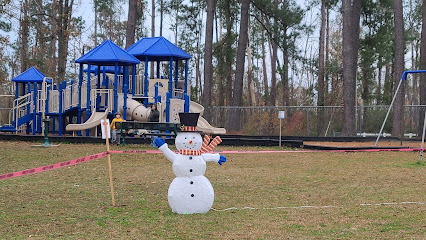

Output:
xmin=189 ymin=156 xmax=192 ymax=160
xmin=190 ymin=181 xmax=193 ymax=184
xmin=189 ymin=169 xmax=193 ymax=172
xmin=191 ymin=194 xmax=194 ymax=197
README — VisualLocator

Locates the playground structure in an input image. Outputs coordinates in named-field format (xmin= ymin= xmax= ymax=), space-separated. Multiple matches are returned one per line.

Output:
xmin=0 ymin=37 xmax=226 ymax=136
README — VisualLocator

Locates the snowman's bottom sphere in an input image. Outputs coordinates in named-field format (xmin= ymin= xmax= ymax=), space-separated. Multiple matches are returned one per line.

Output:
xmin=168 ymin=176 xmax=214 ymax=214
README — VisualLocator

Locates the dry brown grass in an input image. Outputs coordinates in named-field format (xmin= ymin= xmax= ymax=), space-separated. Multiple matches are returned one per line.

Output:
xmin=305 ymin=140 xmax=423 ymax=148
xmin=0 ymin=141 xmax=425 ymax=239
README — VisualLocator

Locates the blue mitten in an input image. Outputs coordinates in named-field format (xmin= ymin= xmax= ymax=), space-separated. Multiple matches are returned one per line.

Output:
xmin=154 ymin=138 xmax=165 ymax=148
xmin=218 ymin=155 xmax=227 ymax=165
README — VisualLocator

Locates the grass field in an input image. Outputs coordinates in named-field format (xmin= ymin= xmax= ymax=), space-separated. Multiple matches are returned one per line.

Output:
xmin=0 ymin=141 xmax=425 ymax=239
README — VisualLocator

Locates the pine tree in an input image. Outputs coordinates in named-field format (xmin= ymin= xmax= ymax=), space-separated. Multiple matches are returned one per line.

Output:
xmin=342 ymin=0 xmax=361 ymax=136
xmin=202 ymin=0 xmax=215 ymax=121
xmin=391 ymin=0 xmax=405 ymax=137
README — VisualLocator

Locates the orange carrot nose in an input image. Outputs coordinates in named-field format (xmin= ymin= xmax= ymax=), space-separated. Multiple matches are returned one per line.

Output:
xmin=189 ymin=140 xmax=193 ymax=144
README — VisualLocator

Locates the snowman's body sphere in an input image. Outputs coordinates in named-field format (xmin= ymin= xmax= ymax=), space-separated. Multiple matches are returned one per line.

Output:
xmin=168 ymin=175 xmax=214 ymax=214
xmin=172 ymin=154 xmax=206 ymax=177
xmin=158 ymin=131 xmax=220 ymax=214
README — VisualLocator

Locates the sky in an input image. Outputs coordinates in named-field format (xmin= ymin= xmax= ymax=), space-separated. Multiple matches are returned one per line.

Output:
xmin=75 ymin=0 xmax=176 ymax=45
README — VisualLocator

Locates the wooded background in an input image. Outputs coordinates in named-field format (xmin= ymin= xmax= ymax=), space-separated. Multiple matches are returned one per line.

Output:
xmin=0 ymin=0 xmax=425 ymax=136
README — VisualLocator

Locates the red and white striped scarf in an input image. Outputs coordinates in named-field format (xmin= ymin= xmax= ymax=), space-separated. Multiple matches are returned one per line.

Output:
xmin=179 ymin=149 xmax=202 ymax=155
xmin=179 ymin=135 xmax=222 ymax=155
xmin=201 ymin=135 xmax=222 ymax=153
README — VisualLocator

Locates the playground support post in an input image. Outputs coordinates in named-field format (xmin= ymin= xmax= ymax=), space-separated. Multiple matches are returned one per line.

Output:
xmin=114 ymin=63 xmax=119 ymax=114
xmin=87 ymin=64 xmax=91 ymax=110
xmin=165 ymin=57 xmax=173 ymax=122
xmin=166 ymin=92 xmax=171 ymax=122
xmin=154 ymin=84 xmax=159 ymax=103
xmin=156 ymin=61 xmax=160 ymax=78
xmin=131 ymin=63 xmax=136 ymax=96
xmin=102 ymin=66 xmax=107 ymax=88
xmin=77 ymin=63 xmax=83 ymax=136
xmin=169 ymin=57 xmax=173 ymax=96
xmin=96 ymin=66 xmax=101 ymax=111
xmin=123 ymin=65 xmax=128 ymax=120
xmin=58 ymin=82 xmax=63 ymax=136
xmin=46 ymin=85 xmax=50 ymax=114
xmin=184 ymin=60 xmax=189 ymax=112
xmin=174 ymin=60 xmax=178 ymax=89
xmin=32 ymin=82 xmax=37 ymax=135
xmin=40 ymin=78 xmax=48 ymax=134
xmin=26 ymin=82 xmax=31 ymax=134
xmin=144 ymin=57 xmax=149 ymax=107
xmin=86 ymin=63 xmax=91 ymax=136
xmin=14 ymin=82 xmax=18 ymax=100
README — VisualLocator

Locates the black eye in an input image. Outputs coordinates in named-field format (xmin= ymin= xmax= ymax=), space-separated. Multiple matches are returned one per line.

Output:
xmin=192 ymin=137 xmax=195 ymax=139
xmin=184 ymin=137 xmax=187 ymax=139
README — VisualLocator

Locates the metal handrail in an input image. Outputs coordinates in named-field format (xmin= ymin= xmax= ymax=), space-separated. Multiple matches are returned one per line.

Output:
xmin=12 ymin=92 xmax=33 ymax=131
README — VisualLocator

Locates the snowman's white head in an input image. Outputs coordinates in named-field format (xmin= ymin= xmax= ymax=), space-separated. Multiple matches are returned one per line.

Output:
xmin=175 ymin=132 xmax=203 ymax=151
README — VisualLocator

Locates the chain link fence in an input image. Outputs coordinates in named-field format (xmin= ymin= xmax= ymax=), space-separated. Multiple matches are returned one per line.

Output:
xmin=205 ymin=105 xmax=426 ymax=138
xmin=1 ymin=101 xmax=425 ymax=138
xmin=0 ymin=97 xmax=14 ymax=127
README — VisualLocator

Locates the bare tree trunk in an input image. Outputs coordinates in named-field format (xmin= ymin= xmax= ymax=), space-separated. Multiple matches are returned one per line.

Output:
xmin=419 ymin=0 xmax=426 ymax=135
xmin=411 ymin=27 xmax=417 ymax=105
xmin=126 ymin=0 xmax=138 ymax=48
xmin=269 ymin=39 xmax=277 ymax=106
xmin=377 ymin=66 xmax=382 ymax=104
xmin=384 ymin=63 xmax=392 ymax=104
xmin=195 ymin=37 xmax=200 ymax=101
xmin=229 ymin=0 xmax=250 ymax=131
xmin=50 ymin=0 xmax=58 ymax=78
xmin=35 ymin=0 xmax=44 ymax=64
xmin=269 ymin=1 xmax=278 ymax=107
xmin=217 ymin=74 xmax=225 ymax=106
xmin=247 ymin=22 xmax=256 ymax=106
xmin=94 ymin=1 xmax=98 ymax=45
xmin=57 ymin=0 xmax=74 ymax=81
xmin=325 ymin=7 xmax=330 ymax=104
xmin=282 ymin=27 xmax=289 ymax=106
xmin=261 ymin=28 xmax=269 ymax=102
xmin=196 ymin=13 xmax=203 ymax=100
xmin=391 ymin=0 xmax=405 ymax=137
xmin=20 ymin=0 xmax=30 ymax=72
xmin=202 ymin=0 xmax=215 ymax=120
xmin=317 ymin=0 xmax=326 ymax=136
xmin=412 ymin=72 xmax=418 ymax=105
xmin=281 ymin=0 xmax=289 ymax=107
xmin=159 ymin=0 xmax=163 ymax=36
xmin=342 ymin=0 xmax=361 ymax=136
xmin=150 ymin=0 xmax=155 ymax=78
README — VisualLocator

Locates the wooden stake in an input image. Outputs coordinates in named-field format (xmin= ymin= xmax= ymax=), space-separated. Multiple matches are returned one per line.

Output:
xmin=103 ymin=117 xmax=115 ymax=206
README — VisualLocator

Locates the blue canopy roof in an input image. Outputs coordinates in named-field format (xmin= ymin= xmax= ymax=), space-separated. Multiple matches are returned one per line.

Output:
xmin=12 ymin=67 xmax=52 ymax=84
xmin=126 ymin=36 xmax=191 ymax=61
xmin=83 ymin=65 xmax=123 ymax=74
xmin=75 ymin=39 xmax=140 ymax=65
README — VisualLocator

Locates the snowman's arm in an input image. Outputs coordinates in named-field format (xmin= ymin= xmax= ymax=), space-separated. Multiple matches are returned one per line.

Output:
xmin=202 ymin=153 xmax=220 ymax=163
xmin=158 ymin=143 xmax=177 ymax=163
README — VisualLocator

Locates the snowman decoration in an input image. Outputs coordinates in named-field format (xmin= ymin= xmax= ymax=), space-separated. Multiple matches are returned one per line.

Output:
xmin=154 ymin=112 xmax=226 ymax=214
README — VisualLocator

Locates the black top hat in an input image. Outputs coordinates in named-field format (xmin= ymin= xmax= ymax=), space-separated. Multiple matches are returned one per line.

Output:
xmin=179 ymin=112 xmax=200 ymax=131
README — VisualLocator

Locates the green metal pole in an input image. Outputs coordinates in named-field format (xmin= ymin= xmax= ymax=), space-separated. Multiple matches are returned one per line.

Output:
xmin=42 ymin=118 xmax=51 ymax=146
